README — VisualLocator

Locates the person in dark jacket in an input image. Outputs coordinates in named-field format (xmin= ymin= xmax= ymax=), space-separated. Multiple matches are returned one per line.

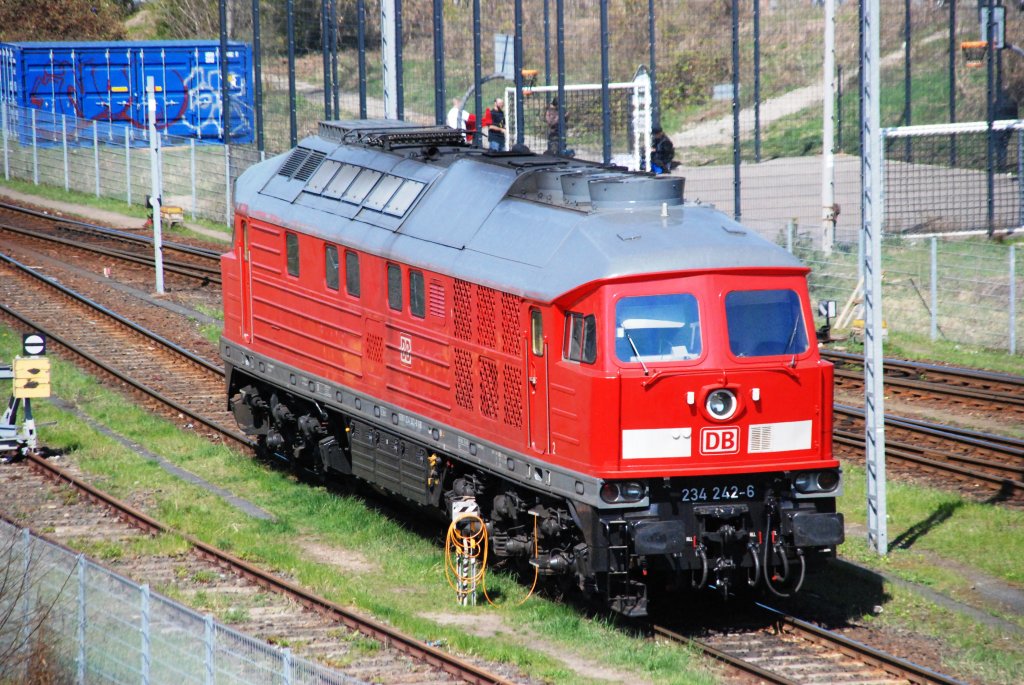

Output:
xmin=994 ymin=88 xmax=1019 ymax=172
xmin=650 ymin=126 xmax=674 ymax=174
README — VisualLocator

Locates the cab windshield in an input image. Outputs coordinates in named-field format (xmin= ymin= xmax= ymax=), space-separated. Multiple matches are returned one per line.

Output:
xmin=615 ymin=294 xmax=701 ymax=363
xmin=726 ymin=289 xmax=808 ymax=357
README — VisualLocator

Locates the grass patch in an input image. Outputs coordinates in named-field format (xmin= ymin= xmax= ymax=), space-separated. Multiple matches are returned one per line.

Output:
xmin=0 ymin=175 xmax=231 ymax=240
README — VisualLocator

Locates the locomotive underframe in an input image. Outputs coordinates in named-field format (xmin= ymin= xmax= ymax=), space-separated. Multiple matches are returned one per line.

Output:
xmin=223 ymin=340 xmax=843 ymax=617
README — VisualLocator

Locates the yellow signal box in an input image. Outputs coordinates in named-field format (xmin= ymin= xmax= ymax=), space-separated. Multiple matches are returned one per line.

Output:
xmin=13 ymin=357 xmax=51 ymax=399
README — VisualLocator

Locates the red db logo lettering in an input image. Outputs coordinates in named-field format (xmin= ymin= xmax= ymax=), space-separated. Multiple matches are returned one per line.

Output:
xmin=701 ymin=427 xmax=740 ymax=454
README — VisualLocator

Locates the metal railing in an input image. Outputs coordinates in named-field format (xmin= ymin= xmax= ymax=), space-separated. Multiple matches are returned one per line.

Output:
xmin=0 ymin=518 xmax=362 ymax=685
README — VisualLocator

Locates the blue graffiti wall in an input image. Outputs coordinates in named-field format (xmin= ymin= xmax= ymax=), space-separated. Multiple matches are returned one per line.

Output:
xmin=0 ymin=40 xmax=254 ymax=144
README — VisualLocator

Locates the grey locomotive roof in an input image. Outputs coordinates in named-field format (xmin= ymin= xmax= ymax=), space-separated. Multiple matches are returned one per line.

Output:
xmin=235 ymin=120 xmax=804 ymax=303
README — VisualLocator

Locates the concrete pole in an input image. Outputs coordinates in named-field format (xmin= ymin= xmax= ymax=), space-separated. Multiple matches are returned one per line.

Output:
xmin=382 ymin=0 xmax=398 ymax=119
xmin=822 ymin=0 xmax=836 ymax=255
xmin=147 ymin=77 xmax=165 ymax=295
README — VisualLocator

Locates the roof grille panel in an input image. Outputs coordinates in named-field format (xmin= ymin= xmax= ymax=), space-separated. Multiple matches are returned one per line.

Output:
xmin=293 ymin=150 xmax=326 ymax=182
xmin=278 ymin=148 xmax=310 ymax=178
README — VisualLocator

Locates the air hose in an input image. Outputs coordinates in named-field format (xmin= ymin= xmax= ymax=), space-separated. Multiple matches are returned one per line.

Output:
xmin=444 ymin=512 xmax=539 ymax=607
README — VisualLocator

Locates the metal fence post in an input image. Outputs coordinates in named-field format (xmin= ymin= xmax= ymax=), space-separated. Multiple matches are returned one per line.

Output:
xmin=190 ymin=139 xmax=197 ymax=220
xmin=2 ymin=101 xmax=8 ymax=181
xmin=786 ymin=218 xmax=795 ymax=253
xmin=125 ymin=127 xmax=132 ymax=205
xmin=1011 ymin=244 xmax=1017 ymax=355
xmin=1018 ymin=130 xmax=1023 ymax=227
xmin=140 ymin=584 xmax=150 ymax=685
xmin=32 ymin=108 xmax=38 ymax=185
xmin=930 ymin=237 xmax=938 ymax=341
xmin=93 ymin=120 xmax=100 ymax=198
xmin=20 ymin=528 xmax=33 ymax=681
xmin=225 ymin=144 xmax=231 ymax=227
xmin=204 ymin=614 xmax=215 ymax=685
xmin=77 ymin=555 xmax=86 ymax=685
xmin=62 ymin=114 xmax=69 ymax=191
xmin=283 ymin=647 xmax=293 ymax=685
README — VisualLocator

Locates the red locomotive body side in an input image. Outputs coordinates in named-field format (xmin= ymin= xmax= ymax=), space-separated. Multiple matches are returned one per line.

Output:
xmin=223 ymin=212 xmax=536 ymax=458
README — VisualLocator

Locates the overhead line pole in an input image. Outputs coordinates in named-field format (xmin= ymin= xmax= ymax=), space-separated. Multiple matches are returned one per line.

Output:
xmin=861 ymin=0 xmax=887 ymax=556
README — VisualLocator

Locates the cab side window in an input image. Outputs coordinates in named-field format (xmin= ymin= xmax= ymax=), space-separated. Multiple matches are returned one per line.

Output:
xmin=345 ymin=251 xmax=360 ymax=297
xmin=325 ymin=245 xmax=339 ymax=290
xmin=409 ymin=270 xmax=425 ymax=318
xmin=387 ymin=263 xmax=403 ymax=311
xmin=563 ymin=312 xmax=596 ymax=364
xmin=286 ymin=232 xmax=299 ymax=277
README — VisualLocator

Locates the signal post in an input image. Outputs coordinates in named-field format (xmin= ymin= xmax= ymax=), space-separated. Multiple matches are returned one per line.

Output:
xmin=1 ymin=333 xmax=50 ymax=456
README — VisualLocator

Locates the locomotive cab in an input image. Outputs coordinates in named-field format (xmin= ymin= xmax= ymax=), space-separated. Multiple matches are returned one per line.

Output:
xmin=552 ymin=269 xmax=844 ymax=611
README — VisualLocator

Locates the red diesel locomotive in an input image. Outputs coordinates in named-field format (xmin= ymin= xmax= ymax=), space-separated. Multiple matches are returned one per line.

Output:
xmin=221 ymin=120 xmax=844 ymax=616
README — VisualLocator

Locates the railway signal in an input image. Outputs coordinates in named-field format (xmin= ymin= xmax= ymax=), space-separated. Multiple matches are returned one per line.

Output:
xmin=2 ymin=331 xmax=50 ymax=456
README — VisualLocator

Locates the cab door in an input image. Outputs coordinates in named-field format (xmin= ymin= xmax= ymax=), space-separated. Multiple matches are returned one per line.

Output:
xmin=527 ymin=308 xmax=550 ymax=453
xmin=239 ymin=219 xmax=254 ymax=342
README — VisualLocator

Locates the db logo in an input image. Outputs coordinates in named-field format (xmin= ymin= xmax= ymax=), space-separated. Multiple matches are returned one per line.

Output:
xmin=701 ymin=427 xmax=740 ymax=454
xmin=399 ymin=335 xmax=413 ymax=366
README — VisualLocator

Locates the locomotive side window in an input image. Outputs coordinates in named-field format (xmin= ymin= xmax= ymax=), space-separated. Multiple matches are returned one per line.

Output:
xmin=345 ymin=251 xmax=360 ymax=297
xmin=530 ymin=309 xmax=544 ymax=356
xmin=615 ymin=294 xmax=701 ymax=363
xmin=409 ymin=270 xmax=425 ymax=318
xmin=286 ymin=232 xmax=300 ymax=277
xmin=387 ymin=264 xmax=403 ymax=311
xmin=726 ymin=289 xmax=808 ymax=357
xmin=563 ymin=313 xmax=597 ymax=364
xmin=325 ymin=245 xmax=339 ymax=290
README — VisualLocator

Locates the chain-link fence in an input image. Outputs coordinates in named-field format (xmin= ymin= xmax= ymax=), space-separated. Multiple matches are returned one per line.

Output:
xmin=797 ymin=233 xmax=1022 ymax=354
xmin=0 ymin=102 xmax=258 ymax=227
xmin=0 ymin=519 xmax=362 ymax=684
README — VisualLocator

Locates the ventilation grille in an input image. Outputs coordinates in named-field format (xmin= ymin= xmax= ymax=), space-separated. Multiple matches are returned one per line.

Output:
xmin=453 ymin=280 xmax=472 ymax=341
xmin=749 ymin=426 xmax=771 ymax=452
xmin=477 ymin=286 xmax=496 ymax=349
xmin=502 ymin=364 xmax=523 ymax=428
xmin=293 ymin=150 xmax=326 ymax=182
xmin=454 ymin=348 xmax=474 ymax=411
xmin=366 ymin=333 xmax=384 ymax=364
xmin=278 ymin=148 xmax=310 ymax=178
xmin=429 ymin=280 xmax=446 ymax=319
xmin=501 ymin=292 xmax=521 ymax=355
xmin=478 ymin=357 xmax=499 ymax=420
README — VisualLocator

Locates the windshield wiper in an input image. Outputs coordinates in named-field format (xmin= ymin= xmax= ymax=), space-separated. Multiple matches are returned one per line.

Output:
xmin=625 ymin=332 xmax=649 ymax=376
xmin=784 ymin=315 xmax=802 ymax=368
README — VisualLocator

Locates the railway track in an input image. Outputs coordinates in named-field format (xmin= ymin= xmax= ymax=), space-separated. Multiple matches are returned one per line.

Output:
xmin=0 ymin=454 xmax=517 ymax=685
xmin=0 ymin=252 xmax=242 ymax=447
xmin=824 ymin=348 xmax=1024 ymax=420
xmin=834 ymin=404 xmax=1024 ymax=502
xmin=0 ymin=200 xmax=222 ymax=285
xmin=654 ymin=605 xmax=965 ymax=685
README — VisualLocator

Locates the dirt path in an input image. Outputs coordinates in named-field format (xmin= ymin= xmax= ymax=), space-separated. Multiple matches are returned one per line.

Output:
xmin=672 ymin=31 xmax=946 ymax=148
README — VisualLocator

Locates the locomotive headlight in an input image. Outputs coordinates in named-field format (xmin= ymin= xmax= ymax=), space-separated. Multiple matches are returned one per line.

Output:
xmin=793 ymin=470 xmax=841 ymax=494
xmin=600 ymin=481 xmax=647 ymax=504
xmin=705 ymin=389 xmax=737 ymax=421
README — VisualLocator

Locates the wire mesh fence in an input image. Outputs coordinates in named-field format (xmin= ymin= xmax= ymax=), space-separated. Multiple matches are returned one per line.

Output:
xmin=0 ymin=102 xmax=257 ymax=227
xmin=884 ymin=121 xmax=1024 ymax=235
xmin=0 ymin=519 xmax=363 ymax=684
xmin=797 ymin=233 xmax=1022 ymax=354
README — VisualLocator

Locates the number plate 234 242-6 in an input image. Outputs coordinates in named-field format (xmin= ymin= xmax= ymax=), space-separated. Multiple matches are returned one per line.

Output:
xmin=680 ymin=484 xmax=756 ymax=503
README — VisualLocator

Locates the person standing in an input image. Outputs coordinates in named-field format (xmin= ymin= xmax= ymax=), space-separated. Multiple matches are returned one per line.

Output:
xmin=650 ymin=126 xmax=675 ymax=174
xmin=544 ymin=98 xmax=563 ymax=155
xmin=446 ymin=98 xmax=469 ymax=130
xmin=487 ymin=98 xmax=506 ymax=151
